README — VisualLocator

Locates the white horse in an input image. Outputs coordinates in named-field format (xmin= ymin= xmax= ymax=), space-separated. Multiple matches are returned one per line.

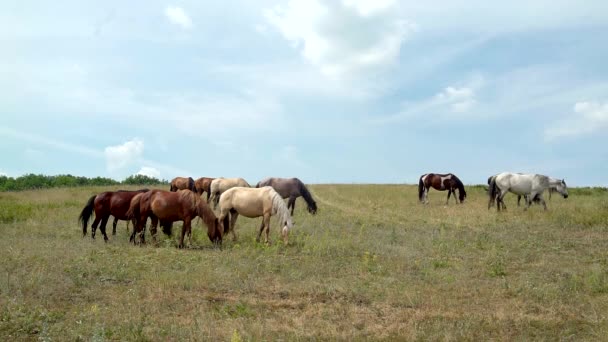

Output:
xmin=208 ymin=177 xmax=251 ymax=209
xmin=218 ymin=186 xmax=293 ymax=245
xmin=487 ymin=174 xmax=560 ymax=207
xmin=488 ymin=172 xmax=568 ymax=211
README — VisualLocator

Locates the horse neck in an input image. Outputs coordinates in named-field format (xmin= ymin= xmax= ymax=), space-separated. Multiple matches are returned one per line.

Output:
xmin=298 ymin=182 xmax=316 ymax=208
xmin=197 ymin=201 xmax=217 ymax=225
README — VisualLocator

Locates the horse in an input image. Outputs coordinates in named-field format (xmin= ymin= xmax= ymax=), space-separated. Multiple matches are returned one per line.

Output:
xmin=255 ymin=177 xmax=317 ymax=215
xmin=79 ymin=189 xmax=149 ymax=241
xmin=488 ymin=172 xmax=568 ymax=211
xmin=170 ymin=177 xmax=195 ymax=192
xmin=194 ymin=177 xmax=215 ymax=202
xmin=218 ymin=186 xmax=293 ymax=245
xmin=127 ymin=189 xmax=221 ymax=248
xmin=487 ymin=174 xmax=559 ymax=208
xmin=418 ymin=173 xmax=467 ymax=204
xmin=209 ymin=177 xmax=251 ymax=209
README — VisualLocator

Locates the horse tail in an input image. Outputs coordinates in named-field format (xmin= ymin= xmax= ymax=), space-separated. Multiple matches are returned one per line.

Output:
xmin=78 ymin=194 xmax=96 ymax=236
xmin=298 ymin=179 xmax=317 ymax=214
xmin=188 ymin=177 xmax=195 ymax=191
xmin=270 ymin=189 xmax=292 ymax=231
xmin=418 ymin=176 xmax=425 ymax=202
xmin=488 ymin=176 xmax=498 ymax=209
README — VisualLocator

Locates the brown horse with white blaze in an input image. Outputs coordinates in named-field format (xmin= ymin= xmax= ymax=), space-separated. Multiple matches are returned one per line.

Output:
xmin=170 ymin=177 xmax=195 ymax=192
xmin=127 ymin=189 xmax=221 ymax=248
xmin=418 ymin=173 xmax=467 ymax=204
xmin=79 ymin=189 xmax=149 ymax=241
xmin=194 ymin=177 xmax=215 ymax=202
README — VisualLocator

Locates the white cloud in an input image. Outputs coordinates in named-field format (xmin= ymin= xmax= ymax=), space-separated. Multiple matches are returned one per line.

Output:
xmin=545 ymin=101 xmax=608 ymax=141
xmin=104 ymin=138 xmax=144 ymax=172
xmin=372 ymin=77 xmax=485 ymax=124
xmin=137 ymin=166 xmax=161 ymax=179
xmin=165 ymin=6 xmax=193 ymax=29
xmin=435 ymin=86 xmax=477 ymax=113
xmin=264 ymin=0 xmax=414 ymax=79
xmin=0 ymin=170 xmax=7 ymax=177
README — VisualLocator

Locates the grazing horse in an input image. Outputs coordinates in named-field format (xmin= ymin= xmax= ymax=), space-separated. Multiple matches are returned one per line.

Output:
xmin=218 ymin=186 xmax=293 ymax=245
xmin=170 ymin=177 xmax=195 ymax=192
xmin=255 ymin=177 xmax=317 ymax=215
xmin=488 ymin=174 xmax=555 ymax=207
xmin=79 ymin=189 xmax=149 ymax=241
xmin=209 ymin=177 xmax=251 ymax=209
xmin=418 ymin=173 xmax=467 ymax=204
xmin=127 ymin=189 xmax=220 ymax=248
xmin=488 ymin=172 xmax=568 ymax=211
xmin=194 ymin=177 xmax=215 ymax=202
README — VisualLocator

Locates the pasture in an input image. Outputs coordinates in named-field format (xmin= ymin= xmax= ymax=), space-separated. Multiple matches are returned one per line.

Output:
xmin=1 ymin=184 xmax=607 ymax=340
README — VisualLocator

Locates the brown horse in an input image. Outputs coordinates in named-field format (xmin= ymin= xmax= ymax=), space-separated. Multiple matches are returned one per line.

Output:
xmin=255 ymin=177 xmax=317 ymax=215
xmin=127 ymin=189 xmax=221 ymax=248
xmin=194 ymin=177 xmax=215 ymax=201
xmin=170 ymin=177 xmax=195 ymax=192
xmin=79 ymin=189 xmax=149 ymax=241
xmin=418 ymin=173 xmax=467 ymax=204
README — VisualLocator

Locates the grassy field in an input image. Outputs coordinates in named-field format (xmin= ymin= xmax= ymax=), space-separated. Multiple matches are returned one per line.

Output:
xmin=1 ymin=184 xmax=607 ymax=341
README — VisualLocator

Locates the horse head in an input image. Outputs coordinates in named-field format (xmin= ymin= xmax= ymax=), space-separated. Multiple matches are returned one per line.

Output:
xmin=307 ymin=201 xmax=318 ymax=214
xmin=556 ymin=179 xmax=569 ymax=198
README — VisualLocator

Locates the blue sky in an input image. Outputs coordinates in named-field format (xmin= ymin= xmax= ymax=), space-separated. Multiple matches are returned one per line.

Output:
xmin=1 ymin=0 xmax=607 ymax=185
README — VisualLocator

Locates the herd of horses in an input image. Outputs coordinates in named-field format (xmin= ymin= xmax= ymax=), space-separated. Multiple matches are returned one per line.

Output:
xmin=79 ymin=172 xmax=568 ymax=248
xmin=79 ymin=177 xmax=316 ymax=248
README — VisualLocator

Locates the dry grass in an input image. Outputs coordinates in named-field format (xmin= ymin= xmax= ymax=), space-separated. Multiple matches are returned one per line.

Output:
xmin=1 ymin=184 xmax=607 ymax=341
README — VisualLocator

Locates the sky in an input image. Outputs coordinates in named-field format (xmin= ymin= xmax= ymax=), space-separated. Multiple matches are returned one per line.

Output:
xmin=1 ymin=0 xmax=607 ymax=186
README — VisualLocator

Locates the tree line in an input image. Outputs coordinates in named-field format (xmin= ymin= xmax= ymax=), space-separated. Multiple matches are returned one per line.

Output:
xmin=0 ymin=174 xmax=167 ymax=192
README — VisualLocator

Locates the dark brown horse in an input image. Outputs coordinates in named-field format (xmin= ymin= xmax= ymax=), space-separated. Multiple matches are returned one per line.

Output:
xmin=255 ymin=177 xmax=317 ymax=215
xmin=418 ymin=173 xmax=466 ymax=204
xmin=194 ymin=177 xmax=215 ymax=201
xmin=170 ymin=177 xmax=195 ymax=192
xmin=79 ymin=189 xmax=149 ymax=241
xmin=127 ymin=189 xmax=221 ymax=248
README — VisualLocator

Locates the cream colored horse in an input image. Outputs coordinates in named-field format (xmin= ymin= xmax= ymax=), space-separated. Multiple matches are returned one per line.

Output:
xmin=209 ymin=177 xmax=251 ymax=208
xmin=218 ymin=186 xmax=293 ymax=245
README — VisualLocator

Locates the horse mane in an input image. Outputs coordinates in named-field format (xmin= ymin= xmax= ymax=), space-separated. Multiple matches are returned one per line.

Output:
xmin=451 ymin=174 xmax=466 ymax=198
xmin=269 ymin=188 xmax=293 ymax=230
xmin=296 ymin=179 xmax=317 ymax=213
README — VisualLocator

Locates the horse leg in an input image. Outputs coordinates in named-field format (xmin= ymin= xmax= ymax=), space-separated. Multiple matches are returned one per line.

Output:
xmin=446 ymin=190 xmax=452 ymax=205
xmin=91 ymin=217 xmax=101 ymax=239
xmin=256 ymin=220 xmax=265 ymax=243
xmin=99 ymin=215 xmax=110 ymax=242
xmin=179 ymin=218 xmax=190 ymax=248
xmin=497 ymin=189 xmax=508 ymax=212
xmin=263 ymin=213 xmax=271 ymax=244
xmin=150 ymin=217 xmax=158 ymax=244
xmin=230 ymin=211 xmax=239 ymax=242
xmin=112 ymin=217 xmax=118 ymax=235
xmin=288 ymin=196 xmax=296 ymax=216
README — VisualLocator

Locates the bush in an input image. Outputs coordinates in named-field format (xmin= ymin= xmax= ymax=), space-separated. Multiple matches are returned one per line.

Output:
xmin=0 ymin=173 xmax=166 ymax=192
